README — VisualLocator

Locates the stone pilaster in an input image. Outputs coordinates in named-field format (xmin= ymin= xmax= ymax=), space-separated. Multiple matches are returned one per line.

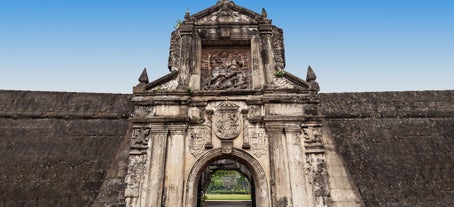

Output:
xmin=266 ymin=124 xmax=293 ymax=207
xmin=163 ymin=124 xmax=188 ymax=207
xmin=285 ymin=124 xmax=312 ymax=207
xmin=259 ymin=20 xmax=275 ymax=85
xmin=205 ymin=109 xmax=214 ymax=149
xmin=178 ymin=21 xmax=194 ymax=87
xmin=142 ymin=126 xmax=169 ymax=207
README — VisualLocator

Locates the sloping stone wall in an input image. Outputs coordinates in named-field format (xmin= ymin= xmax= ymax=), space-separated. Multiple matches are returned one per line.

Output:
xmin=320 ymin=91 xmax=454 ymax=207
xmin=1 ymin=90 xmax=452 ymax=206
xmin=0 ymin=90 xmax=133 ymax=207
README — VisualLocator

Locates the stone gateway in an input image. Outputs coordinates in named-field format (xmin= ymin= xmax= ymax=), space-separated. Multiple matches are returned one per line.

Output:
xmin=125 ymin=1 xmax=353 ymax=207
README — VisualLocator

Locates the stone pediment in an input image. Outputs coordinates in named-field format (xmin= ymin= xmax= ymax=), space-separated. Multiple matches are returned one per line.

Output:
xmin=191 ymin=1 xmax=262 ymax=25
xmin=146 ymin=70 xmax=179 ymax=91
xmin=133 ymin=69 xmax=179 ymax=92
xmin=270 ymin=68 xmax=320 ymax=91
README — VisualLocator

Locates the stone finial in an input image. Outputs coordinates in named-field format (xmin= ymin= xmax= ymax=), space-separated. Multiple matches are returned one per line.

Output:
xmin=185 ymin=9 xmax=190 ymax=20
xmin=306 ymin=65 xmax=317 ymax=82
xmin=306 ymin=65 xmax=320 ymax=91
xmin=138 ymin=68 xmax=149 ymax=84
xmin=262 ymin=8 xmax=268 ymax=19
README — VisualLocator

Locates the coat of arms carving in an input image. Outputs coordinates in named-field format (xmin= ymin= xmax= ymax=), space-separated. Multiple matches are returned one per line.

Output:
xmin=189 ymin=126 xmax=210 ymax=157
xmin=214 ymin=102 xmax=241 ymax=140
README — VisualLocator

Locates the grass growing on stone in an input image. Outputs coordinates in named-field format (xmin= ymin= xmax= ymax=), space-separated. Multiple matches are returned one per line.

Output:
xmin=205 ymin=194 xmax=251 ymax=200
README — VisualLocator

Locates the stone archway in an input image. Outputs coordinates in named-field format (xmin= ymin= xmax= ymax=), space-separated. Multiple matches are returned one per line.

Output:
xmin=198 ymin=159 xmax=255 ymax=206
xmin=185 ymin=148 xmax=270 ymax=207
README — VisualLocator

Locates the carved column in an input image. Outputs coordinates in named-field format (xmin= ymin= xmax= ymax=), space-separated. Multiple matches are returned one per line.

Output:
xmin=259 ymin=21 xmax=275 ymax=85
xmin=285 ymin=124 xmax=311 ymax=207
xmin=163 ymin=124 xmax=188 ymax=207
xmin=142 ymin=126 xmax=169 ymax=207
xmin=125 ymin=126 xmax=151 ymax=207
xmin=302 ymin=123 xmax=329 ymax=207
xmin=178 ymin=21 xmax=194 ymax=87
xmin=266 ymin=124 xmax=293 ymax=207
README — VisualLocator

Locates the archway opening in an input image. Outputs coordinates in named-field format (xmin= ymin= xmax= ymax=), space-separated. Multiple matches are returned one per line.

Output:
xmin=197 ymin=159 xmax=256 ymax=207
xmin=187 ymin=149 xmax=269 ymax=207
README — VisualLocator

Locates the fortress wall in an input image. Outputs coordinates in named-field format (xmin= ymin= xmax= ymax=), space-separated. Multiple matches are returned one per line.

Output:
xmin=320 ymin=91 xmax=454 ymax=207
xmin=0 ymin=90 xmax=133 ymax=207
xmin=1 ymin=90 xmax=453 ymax=206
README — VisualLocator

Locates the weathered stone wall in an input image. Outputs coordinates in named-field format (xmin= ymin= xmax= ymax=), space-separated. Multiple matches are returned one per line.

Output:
xmin=1 ymin=90 xmax=453 ymax=207
xmin=0 ymin=90 xmax=133 ymax=207
xmin=320 ymin=91 xmax=454 ymax=207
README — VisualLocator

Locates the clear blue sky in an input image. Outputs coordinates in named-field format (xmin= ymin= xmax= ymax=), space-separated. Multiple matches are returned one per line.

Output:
xmin=1 ymin=0 xmax=453 ymax=93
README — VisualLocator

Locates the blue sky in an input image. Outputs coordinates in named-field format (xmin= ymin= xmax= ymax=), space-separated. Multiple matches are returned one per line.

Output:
xmin=0 ymin=0 xmax=453 ymax=93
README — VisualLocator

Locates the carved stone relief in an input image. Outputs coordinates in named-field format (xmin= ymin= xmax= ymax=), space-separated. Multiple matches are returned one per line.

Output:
xmin=125 ymin=153 xmax=147 ymax=206
xmin=134 ymin=106 xmax=155 ymax=118
xmin=189 ymin=126 xmax=210 ymax=157
xmin=201 ymin=46 xmax=251 ymax=90
xmin=196 ymin=7 xmax=257 ymax=25
xmin=125 ymin=128 xmax=150 ymax=205
xmin=221 ymin=141 xmax=234 ymax=154
xmin=304 ymin=155 xmax=329 ymax=207
xmin=152 ymin=78 xmax=178 ymax=91
xmin=272 ymin=76 xmax=295 ymax=89
xmin=302 ymin=125 xmax=325 ymax=153
xmin=245 ymin=126 xmax=268 ymax=158
xmin=130 ymin=127 xmax=151 ymax=154
xmin=213 ymin=102 xmax=241 ymax=140
xmin=302 ymin=126 xmax=322 ymax=144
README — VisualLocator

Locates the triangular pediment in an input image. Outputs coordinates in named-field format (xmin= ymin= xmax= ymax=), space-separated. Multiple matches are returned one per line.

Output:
xmin=191 ymin=1 xmax=263 ymax=25
xmin=271 ymin=71 xmax=311 ymax=90
xmin=142 ymin=70 xmax=179 ymax=91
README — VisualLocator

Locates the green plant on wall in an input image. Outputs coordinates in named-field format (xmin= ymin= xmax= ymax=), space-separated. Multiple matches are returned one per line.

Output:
xmin=174 ymin=19 xmax=182 ymax=29
xmin=186 ymin=87 xmax=193 ymax=94
xmin=274 ymin=70 xmax=285 ymax=78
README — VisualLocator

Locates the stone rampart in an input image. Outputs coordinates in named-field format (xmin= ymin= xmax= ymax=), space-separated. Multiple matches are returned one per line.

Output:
xmin=320 ymin=90 xmax=454 ymax=207
xmin=0 ymin=90 xmax=133 ymax=206
xmin=1 ymin=90 xmax=453 ymax=206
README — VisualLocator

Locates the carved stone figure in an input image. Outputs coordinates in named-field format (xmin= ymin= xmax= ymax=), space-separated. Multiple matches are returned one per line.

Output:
xmin=303 ymin=126 xmax=322 ymax=143
xmin=201 ymin=47 xmax=251 ymax=90
xmin=130 ymin=127 xmax=151 ymax=152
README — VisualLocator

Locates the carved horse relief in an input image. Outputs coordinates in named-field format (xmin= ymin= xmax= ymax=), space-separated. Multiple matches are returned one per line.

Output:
xmin=201 ymin=46 xmax=251 ymax=90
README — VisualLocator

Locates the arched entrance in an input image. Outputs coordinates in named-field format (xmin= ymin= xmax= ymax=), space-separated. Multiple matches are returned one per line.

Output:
xmin=199 ymin=160 xmax=255 ymax=207
xmin=185 ymin=148 xmax=270 ymax=207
